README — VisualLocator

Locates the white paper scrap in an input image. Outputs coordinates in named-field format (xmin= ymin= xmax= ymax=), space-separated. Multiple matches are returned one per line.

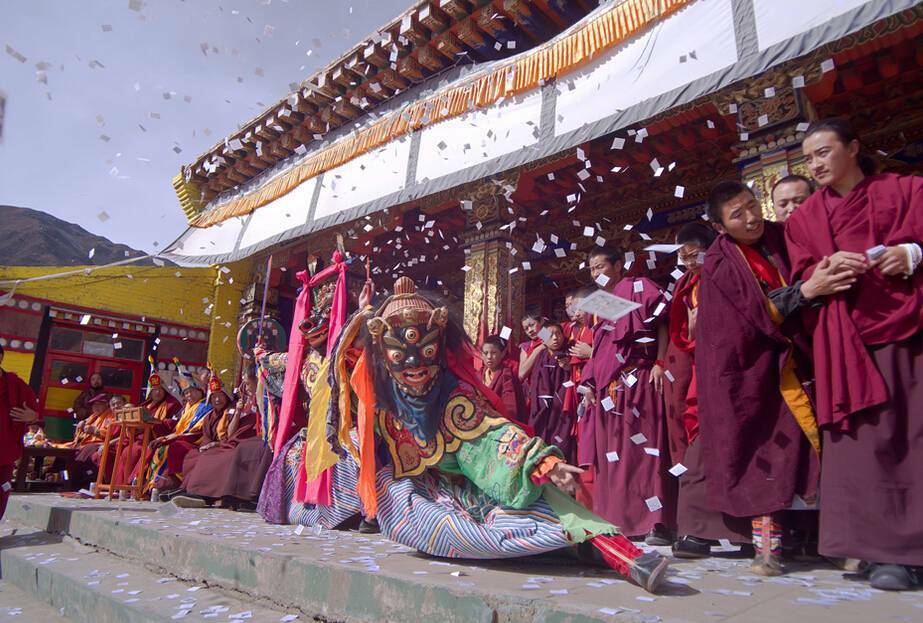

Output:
xmin=644 ymin=447 xmax=660 ymax=457
xmin=606 ymin=450 xmax=620 ymax=463
xmin=630 ymin=433 xmax=647 ymax=445
xmin=575 ymin=290 xmax=640 ymax=322
xmin=645 ymin=496 xmax=663 ymax=512
xmin=601 ymin=396 xmax=615 ymax=412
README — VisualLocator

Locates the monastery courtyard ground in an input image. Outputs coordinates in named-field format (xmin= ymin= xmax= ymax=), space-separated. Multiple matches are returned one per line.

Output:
xmin=0 ymin=494 xmax=919 ymax=622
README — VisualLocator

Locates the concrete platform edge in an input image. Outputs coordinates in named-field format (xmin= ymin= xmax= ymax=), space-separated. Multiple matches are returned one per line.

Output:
xmin=5 ymin=496 xmax=621 ymax=623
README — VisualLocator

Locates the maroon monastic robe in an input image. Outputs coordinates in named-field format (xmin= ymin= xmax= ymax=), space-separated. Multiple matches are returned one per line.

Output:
xmin=786 ymin=173 xmax=923 ymax=566
xmin=697 ymin=222 xmax=819 ymax=518
xmin=786 ymin=173 xmax=923 ymax=431
xmin=485 ymin=366 xmax=526 ymax=423
xmin=0 ymin=371 xmax=38 ymax=519
xmin=525 ymin=349 xmax=575 ymax=463
xmin=104 ymin=395 xmax=181 ymax=488
xmin=664 ymin=270 xmax=698 ymax=465
xmin=580 ymin=277 xmax=675 ymax=536
xmin=182 ymin=409 xmax=259 ymax=499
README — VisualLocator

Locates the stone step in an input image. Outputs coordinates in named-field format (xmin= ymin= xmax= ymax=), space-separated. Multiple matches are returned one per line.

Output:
xmin=0 ymin=522 xmax=298 ymax=623
xmin=7 ymin=494 xmax=922 ymax=623
xmin=4 ymin=494 xmax=630 ymax=623
xmin=0 ymin=578 xmax=71 ymax=622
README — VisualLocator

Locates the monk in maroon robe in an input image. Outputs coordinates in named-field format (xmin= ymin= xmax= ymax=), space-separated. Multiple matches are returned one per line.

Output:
xmin=101 ymin=371 xmax=181 ymax=491
xmin=174 ymin=384 xmax=260 ymax=508
xmin=786 ymin=118 xmax=923 ymax=591
xmin=564 ymin=289 xmax=595 ymax=506
xmin=579 ymin=247 xmax=675 ymax=544
xmin=525 ymin=324 xmax=576 ymax=463
xmin=697 ymin=180 xmax=853 ymax=575
xmin=0 ymin=344 xmax=40 ymax=518
xmin=665 ymin=223 xmax=716 ymax=466
xmin=480 ymin=335 xmax=526 ymax=420
xmin=518 ymin=312 xmax=545 ymax=402
xmin=665 ymin=223 xmax=753 ymax=558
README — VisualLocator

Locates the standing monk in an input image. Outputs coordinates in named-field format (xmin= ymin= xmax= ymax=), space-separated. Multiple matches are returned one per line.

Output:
xmin=518 ymin=312 xmax=545 ymax=391
xmin=770 ymin=174 xmax=814 ymax=223
xmin=579 ymin=247 xmax=675 ymax=545
xmin=664 ymin=223 xmax=716 ymax=466
xmin=565 ymin=287 xmax=595 ymax=505
xmin=670 ymin=223 xmax=754 ymax=559
xmin=697 ymin=180 xmax=851 ymax=575
xmin=786 ymin=118 xmax=923 ymax=591
xmin=526 ymin=323 xmax=575 ymax=462
xmin=0 ymin=343 xmax=40 ymax=518
xmin=480 ymin=335 xmax=526 ymax=419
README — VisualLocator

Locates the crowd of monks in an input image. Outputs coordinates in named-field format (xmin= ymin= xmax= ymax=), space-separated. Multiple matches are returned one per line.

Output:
xmin=482 ymin=119 xmax=921 ymax=591
xmin=0 ymin=117 xmax=919 ymax=592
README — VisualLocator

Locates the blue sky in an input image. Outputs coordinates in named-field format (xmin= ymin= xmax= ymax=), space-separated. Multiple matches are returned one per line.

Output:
xmin=0 ymin=0 xmax=408 ymax=253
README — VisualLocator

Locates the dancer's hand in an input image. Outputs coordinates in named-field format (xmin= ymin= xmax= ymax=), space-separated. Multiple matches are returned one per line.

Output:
xmin=359 ymin=279 xmax=374 ymax=308
xmin=549 ymin=463 xmax=584 ymax=495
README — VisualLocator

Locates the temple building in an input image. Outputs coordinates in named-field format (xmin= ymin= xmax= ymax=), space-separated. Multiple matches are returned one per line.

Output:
xmin=163 ymin=0 xmax=923 ymax=379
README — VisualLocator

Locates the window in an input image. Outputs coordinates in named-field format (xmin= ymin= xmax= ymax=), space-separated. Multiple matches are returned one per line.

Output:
xmin=99 ymin=365 xmax=134 ymax=389
xmin=48 ymin=360 xmax=90 ymax=385
xmin=82 ymin=333 xmax=114 ymax=358
xmin=49 ymin=327 xmax=82 ymax=353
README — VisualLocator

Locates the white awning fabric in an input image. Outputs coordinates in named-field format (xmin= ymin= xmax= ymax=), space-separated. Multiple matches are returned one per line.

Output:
xmin=164 ymin=0 xmax=916 ymax=264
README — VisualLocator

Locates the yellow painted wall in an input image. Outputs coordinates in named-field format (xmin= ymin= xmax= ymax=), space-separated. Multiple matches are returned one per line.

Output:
xmin=206 ymin=259 xmax=252 ymax=382
xmin=1 ymin=262 xmax=258 ymax=390
xmin=0 ymin=265 xmax=216 ymax=327
xmin=1 ymin=350 xmax=34 ymax=381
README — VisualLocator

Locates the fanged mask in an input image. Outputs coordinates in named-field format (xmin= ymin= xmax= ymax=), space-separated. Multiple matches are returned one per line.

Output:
xmin=367 ymin=277 xmax=449 ymax=398
xmin=379 ymin=323 xmax=443 ymax=397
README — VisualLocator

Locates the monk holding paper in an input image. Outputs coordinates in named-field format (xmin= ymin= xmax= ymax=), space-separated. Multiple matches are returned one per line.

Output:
xmin=786 ymin=118 xmax=923 ymax=591
xmin=579 ymin=247 xmax=676 ymax=545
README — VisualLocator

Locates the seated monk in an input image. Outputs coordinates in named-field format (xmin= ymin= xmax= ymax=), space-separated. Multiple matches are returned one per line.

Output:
xmin=99 ymin=365 xmax=181 ymax=494
xmin=172 ymin=373 xmax=264 ymax=509
xmin=72 ymin=394 xmax=120 ymax=488
xmin=146 ymin=363 xmax=213 ymax=497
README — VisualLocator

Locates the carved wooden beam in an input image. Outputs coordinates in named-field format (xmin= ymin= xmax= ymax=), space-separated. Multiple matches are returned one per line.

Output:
xmin=397 ymin=55 xmax=427 ymax=82
xmin=363 ymin=42 xmax=390 ymax=68
xmin=400 ymin=12 xmax=430 ymax=47
xmin=439 ymin=0 xmax=472 ymax=22
xmin=419 ymin=3 xmax=451 ymax=34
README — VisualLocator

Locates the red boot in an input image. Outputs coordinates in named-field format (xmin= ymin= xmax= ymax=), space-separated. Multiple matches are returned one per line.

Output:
xmin=590 ymin=534 xmax=670 ymax=593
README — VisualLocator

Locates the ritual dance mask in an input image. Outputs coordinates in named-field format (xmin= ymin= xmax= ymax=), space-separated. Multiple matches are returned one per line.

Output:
xmin=299 ymin=281 xmax=335 ymax=349
xmin=367 ymin=277 xmax=448 ymax=397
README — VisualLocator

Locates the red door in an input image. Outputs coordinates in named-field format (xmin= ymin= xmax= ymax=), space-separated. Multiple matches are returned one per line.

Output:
xmin=39 ymin=324 xmax=147 ymax=440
